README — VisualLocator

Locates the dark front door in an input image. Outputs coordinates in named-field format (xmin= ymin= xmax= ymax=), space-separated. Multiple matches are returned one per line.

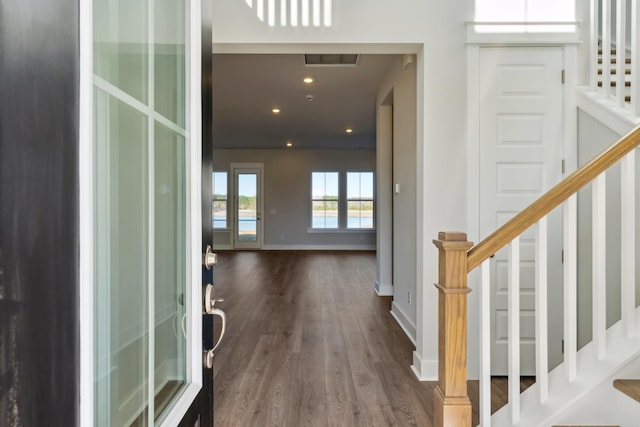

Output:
xmin=0 ymin=0 xmax=81 ymax=425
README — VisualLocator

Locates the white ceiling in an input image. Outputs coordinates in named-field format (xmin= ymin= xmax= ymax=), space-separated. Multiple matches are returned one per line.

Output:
xmin=212 ymin=54 xmax=398 ymax=150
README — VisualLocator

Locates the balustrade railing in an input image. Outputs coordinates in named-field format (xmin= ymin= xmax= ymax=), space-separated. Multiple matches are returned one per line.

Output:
xmin=591 ymin=0 xmax=640 ymax=114
xmin=435 ymin=126 xmax=640 ymax=426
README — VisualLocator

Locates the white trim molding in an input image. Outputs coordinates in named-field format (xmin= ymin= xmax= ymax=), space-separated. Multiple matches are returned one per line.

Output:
xmin=261 ymin=244 xmax=375 ymax=251
xmin=391 ymin=301 xmax=416 ymax=345
xmin=374 ymin=280 xmax=393 ymax=296
xmin=411 ymin=352 xmax=438 ymax=381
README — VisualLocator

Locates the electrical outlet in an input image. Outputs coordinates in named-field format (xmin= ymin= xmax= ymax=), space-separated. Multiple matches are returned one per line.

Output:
xmin=408 ymin=291 xmax=412 ymax=304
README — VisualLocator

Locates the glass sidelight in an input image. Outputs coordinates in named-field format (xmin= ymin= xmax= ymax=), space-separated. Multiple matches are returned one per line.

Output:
xmin=92 ymin=0 xmax=198 ymax=425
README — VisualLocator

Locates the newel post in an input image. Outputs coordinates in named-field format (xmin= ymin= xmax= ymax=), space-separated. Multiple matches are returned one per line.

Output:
xmin=433 ymin=232 xmax=473 ymax=427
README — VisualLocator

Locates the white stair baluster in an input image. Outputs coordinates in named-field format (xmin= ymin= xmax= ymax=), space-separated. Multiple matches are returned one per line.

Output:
xmin=593 ymin=173 xmax=607 ymax=360
xmin=633 ymin=0 xmax=640 ymax=114
xmin=509 ymin=237 xmax=520 ymax=424
xmin=480 ymin=259 xmax=492 ymax=427
xmin=602 ymin=0 xmax=612 ymax=98
xmin=563 ymin=194 xmax=578 ymax=381
xmin=590 ymin=0 xmax=599 ymax=89
xmin=621 ymin=151 xmax=636 ymax=338
xmin=535 ymin=217 xmax=549 ymax=403
xmin=616 ymin=0 xmax=627 ymax=107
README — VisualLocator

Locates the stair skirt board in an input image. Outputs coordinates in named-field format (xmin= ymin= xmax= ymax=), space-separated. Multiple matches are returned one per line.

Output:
xmin=489 ymin=306 xmax=640 ymax=427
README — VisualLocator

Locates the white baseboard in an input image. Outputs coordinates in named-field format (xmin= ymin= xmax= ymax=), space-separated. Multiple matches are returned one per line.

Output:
xmin=261 ymin=244 xmax=376 ymax=250
xmin=375 ymin=280 xmax=393 ymax=296
xmin=411 ymin=352 xmax=438 ymax=381
xmin=390 ymin=301 xmax=416 ymax=345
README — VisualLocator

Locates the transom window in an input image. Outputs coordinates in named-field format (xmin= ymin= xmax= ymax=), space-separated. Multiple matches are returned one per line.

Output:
xmin=475 ymin=0 xmax=575 ymax=32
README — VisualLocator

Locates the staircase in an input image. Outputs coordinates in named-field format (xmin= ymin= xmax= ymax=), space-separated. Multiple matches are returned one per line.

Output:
xmin=431 ymin=127 xmax=640 ymax=427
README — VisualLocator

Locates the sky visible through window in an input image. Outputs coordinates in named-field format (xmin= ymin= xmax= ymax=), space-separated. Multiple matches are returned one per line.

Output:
xmin=212 ymin=172 xmax=228 ymax=228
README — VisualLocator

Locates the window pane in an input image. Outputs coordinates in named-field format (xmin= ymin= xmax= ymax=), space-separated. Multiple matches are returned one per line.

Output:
xmin=347 ymin=200 xmax=374 ymax=229
xmin=324 ymin=172 xmax=339 ymax=199
xmin=347 ymin=172 xmax=374 ymax=229
xmin=312 ymin=172 xmax=338 ymax=200
xmin=312 ymin=200 xmax=338 ymax=228
xmin=360 ymin=173 xmax=374 ymax=199
xmin=475 ymin=0 xmax=524 ymax=21
xmin=347 ymin=172 xmax=374 ymax=199
xmin=212 ymin=172 xmax=227 ymax=198
xmin=311 ymin=172 xmax=339 ymax=229
xmin=212 ymin=200 xmax=227 ymax=228
xmin=475 ymin=0 xmax=574 ymax=23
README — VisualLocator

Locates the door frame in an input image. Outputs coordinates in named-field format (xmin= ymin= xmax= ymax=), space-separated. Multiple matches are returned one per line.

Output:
xmin=231 ymin=162 xmax=264 ymax=249
xmin=79 ymin=0 xmax=205 ymax=425
xmin=465 ymin=42 xmax=578 ymax=378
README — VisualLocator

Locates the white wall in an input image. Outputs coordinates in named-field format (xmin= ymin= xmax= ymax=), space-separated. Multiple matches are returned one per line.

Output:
xmin=376 ymin=55 xmax=418 ymax=342
xmin=213 ymin=148 xmax=376 ymax=249
xmin=212 ymin=0 xmax=471 ymax=380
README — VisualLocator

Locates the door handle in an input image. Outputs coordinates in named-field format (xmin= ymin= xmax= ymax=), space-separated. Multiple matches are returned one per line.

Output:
xmin=203 ymin=308 xmax=226 ymax=369
xmin=202 ymin=283 xmax=227 ymax=369
xmin=203 ymin=283 xmax=224 ymax=314
xmin=202 ymin=245 xmax=217 ymax=270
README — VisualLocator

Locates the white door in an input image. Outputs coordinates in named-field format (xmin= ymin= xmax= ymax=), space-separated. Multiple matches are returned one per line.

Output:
xmin=232 ymin=164 xmax=263 ymax=249
xmin=479 ymin=47 xmax=564 ymax=375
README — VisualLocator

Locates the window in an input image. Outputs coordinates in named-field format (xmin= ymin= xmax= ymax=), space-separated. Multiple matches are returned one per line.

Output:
xmin=475 ymin=0 xmax=575 ymax=32
xmin=347 ymin=172 xmax=374 ymax=229
xmin=311 ymin=172 xmax=339 ymax=229
xmin=212 ymin=172 xmax=228 ymax=228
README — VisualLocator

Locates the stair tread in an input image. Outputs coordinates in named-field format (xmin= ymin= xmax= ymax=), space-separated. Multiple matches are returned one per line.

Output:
xmin=613 ymin=379 xmax=640 ymax=403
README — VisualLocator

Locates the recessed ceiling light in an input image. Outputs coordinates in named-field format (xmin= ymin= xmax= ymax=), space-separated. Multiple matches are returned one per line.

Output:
xmin=303 ymin=77 xmax=314 ymax=84
xmin=272 ymin=107 xmax=281 ymax=114
xmin=346 ymin=128 xmax=353 ymax=134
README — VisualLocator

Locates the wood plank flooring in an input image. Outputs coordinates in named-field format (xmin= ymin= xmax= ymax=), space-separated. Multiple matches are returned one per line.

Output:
xmin=211 ymin=251 xmax=515 ymax=426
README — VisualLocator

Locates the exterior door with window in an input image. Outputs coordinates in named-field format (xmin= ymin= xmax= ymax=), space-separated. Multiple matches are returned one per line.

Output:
xmin=91 ymin=0 xmax=217 ymax=425
xmin=232 ymin=165 xmax=263 ymax=249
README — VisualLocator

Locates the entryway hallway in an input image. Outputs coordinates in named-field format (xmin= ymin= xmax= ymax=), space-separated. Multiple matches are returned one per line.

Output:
xmin=212 ymin=251 xmax=433 ymax=425
xmin=212 ymin=251 xmax=514 ymax=426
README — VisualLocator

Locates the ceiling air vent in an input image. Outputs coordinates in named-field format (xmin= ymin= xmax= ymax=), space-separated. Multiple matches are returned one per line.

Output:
xmin=304 ymin=54 xmax=359 ymax=66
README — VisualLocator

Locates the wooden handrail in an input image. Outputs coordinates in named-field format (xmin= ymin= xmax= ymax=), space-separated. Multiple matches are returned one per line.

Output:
xmin=467 ymin=125 xmax=640 ymax=272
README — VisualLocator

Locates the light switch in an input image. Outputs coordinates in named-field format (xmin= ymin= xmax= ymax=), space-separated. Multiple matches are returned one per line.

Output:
xmin=394 ymin=183 xmax=400 ymax=194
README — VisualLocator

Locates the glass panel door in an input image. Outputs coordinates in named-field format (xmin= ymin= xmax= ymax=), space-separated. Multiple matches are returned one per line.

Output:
xmin=93 ymin=0 xmax=198 ymax=425
xmin=233 ymin=167 xmax=262 ymax=249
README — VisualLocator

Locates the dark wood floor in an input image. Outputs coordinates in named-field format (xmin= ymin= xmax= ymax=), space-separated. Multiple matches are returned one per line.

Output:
xmin=211 ymin=251 xmax=521 ymax=426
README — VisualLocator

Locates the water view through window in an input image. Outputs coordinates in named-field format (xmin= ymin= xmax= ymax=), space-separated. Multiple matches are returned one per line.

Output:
xmin=212 ymin=172 xmax=228 ymax=228
xmin=311 ymin=172 xmax=339 ymax=228
xmin=347 ymin=172 xmax=374 ymax=229
xmin=236 ymin=173 xmax=258 ymax=241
